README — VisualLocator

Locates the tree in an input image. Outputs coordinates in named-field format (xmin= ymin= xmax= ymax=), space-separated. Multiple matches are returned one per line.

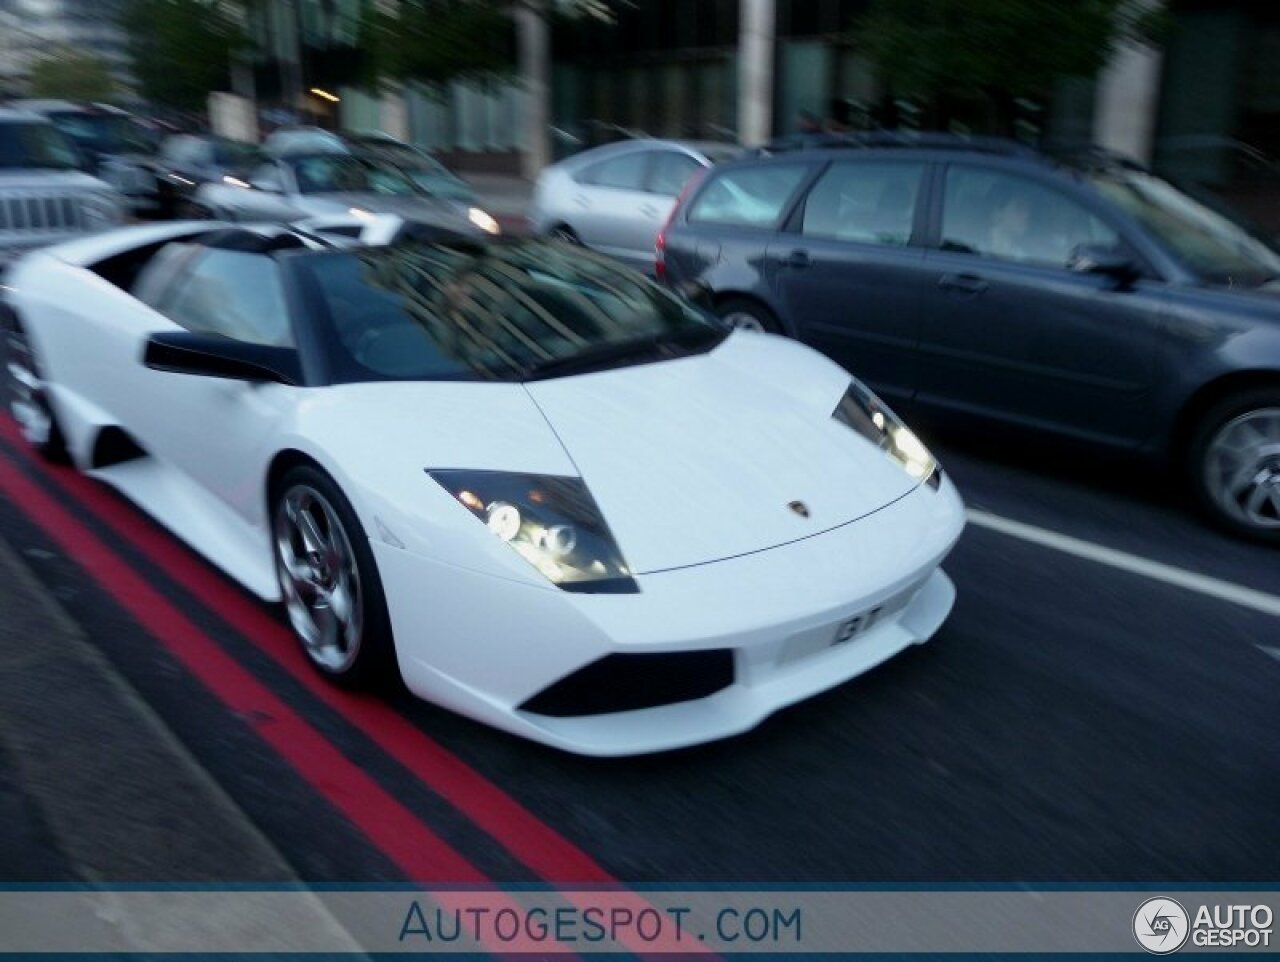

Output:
xmin=122 ymin=0 xmax=248 ymax=111
xmin=358 ymin=0 xmax=618 ymax=90
xmin=28 ymin=49 xmax=117 ymax=101
xmin=854 ymin=0 xmax=1167 ymax=134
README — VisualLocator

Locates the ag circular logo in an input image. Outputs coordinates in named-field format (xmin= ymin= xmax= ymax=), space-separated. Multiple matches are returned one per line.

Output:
xmin=1133 ymin=897 xmax=1190 ymax=954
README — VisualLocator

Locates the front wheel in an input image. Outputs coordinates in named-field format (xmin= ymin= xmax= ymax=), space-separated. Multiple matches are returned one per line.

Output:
xmin=715 ymin=297 xmax=782 ymax=334
xmin=272 ymin=465 xmax=397 ymax=685
xmin=2 ymin=308 xmax=68 ymax=462
xmin=1188 ymin=387 xmax=1280 ymax=542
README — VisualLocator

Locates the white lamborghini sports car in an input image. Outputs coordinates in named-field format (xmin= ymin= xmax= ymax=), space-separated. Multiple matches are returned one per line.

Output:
xmin=2 ymin=220 xmax=965 ymax=755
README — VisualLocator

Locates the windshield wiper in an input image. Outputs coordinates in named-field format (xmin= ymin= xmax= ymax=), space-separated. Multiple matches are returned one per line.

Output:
xmin=518 ymin=326 xmax=726 ymax=381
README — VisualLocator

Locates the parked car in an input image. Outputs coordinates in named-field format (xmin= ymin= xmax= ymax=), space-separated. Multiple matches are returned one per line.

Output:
xmin=342 ymin=132 xmax=499 ymax=233
xmin=529 ymin=138 xmax=742 ymax=272
xmin=152 ymin=133 xmax=263 ymax=219
xmin=15 ymin=100 xmax=160 ymax=216
xmin=344 ymin=132 xmax=475 ymax=203
xmin=190 ymin=152 xmax=490 ymax=235
xmin=262 ymin=125 xmax=347 ymax=157
xmin=0 ymin=108 xmax=126 ymax=270
xmin=659 ymin=136 xmax=1280 ymax=541
xmin=4 ymin=220 xmax=964 ymax=754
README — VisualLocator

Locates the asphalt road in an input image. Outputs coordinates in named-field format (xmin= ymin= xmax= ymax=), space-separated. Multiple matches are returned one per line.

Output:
xmin=0 ymin=409 xmax=1276 ymax=886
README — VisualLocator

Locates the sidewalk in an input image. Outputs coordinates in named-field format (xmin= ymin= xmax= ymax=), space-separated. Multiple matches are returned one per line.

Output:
xmin=0 ymin=532 xmax=362 ymax=951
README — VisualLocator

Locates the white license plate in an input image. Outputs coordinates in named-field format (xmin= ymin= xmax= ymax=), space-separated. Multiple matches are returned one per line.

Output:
xmin=832 ymin=605 xmax=883 ymax=646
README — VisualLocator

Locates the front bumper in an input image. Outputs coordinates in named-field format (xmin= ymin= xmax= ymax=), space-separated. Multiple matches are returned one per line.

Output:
xmin=374 ymin=475 xmax=965 ymax=756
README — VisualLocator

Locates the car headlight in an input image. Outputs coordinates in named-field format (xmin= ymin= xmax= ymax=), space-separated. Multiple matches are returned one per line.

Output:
xmin=467 ymin=206 xmax=501 ymax=235
xmin=832 ymin=380 xmax=937 ymax=482
xmin=81 ymin=193 xmax=124 ymax=227
xmin=427 ymin=470 xmax=637 ymax=593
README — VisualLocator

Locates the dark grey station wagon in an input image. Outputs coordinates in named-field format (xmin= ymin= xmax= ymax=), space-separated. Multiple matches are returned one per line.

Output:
xmin=659 ymin=137 xmax=1280 ymax=541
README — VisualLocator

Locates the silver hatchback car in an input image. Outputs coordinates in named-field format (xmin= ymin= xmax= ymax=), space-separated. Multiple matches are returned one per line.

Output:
xmin=530 ymin=139 xmax=741 ymax=272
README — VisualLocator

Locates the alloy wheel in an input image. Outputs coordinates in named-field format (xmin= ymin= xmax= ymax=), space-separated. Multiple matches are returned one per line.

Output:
xmin=274 ymin=483 xmax=365 ymax=672
xmin=3 ymin=313 xmax=54 ymax=447
xmin=1203 ymin=407 xmax=1280 ymax=531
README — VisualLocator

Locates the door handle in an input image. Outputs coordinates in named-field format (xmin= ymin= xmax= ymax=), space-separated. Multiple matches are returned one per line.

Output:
xmin=639 ymin=204 xmax=660 ymax=218
xmin=784 ymin=249 xmax=811 ymax=269
xmin=573 ymin=194 xmax=590 ymax=208
xmin=938 ymin=273 xmax=989 ymax=295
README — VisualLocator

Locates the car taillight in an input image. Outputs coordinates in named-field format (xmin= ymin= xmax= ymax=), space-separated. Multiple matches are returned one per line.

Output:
xmin=655 ymin=167 xmax=707 ymax=284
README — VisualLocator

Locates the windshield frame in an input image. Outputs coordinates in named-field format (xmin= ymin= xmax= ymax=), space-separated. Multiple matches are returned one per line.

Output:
xmin=285 ymin=238 xmax=726 ymax=385
xmin=284 ymin=153 xmax=421 ymax=196
xmin=1089 ymin=168 xmax=1280 ymax=288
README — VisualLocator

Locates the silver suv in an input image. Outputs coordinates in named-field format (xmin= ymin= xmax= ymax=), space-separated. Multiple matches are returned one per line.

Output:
xmin=0 ymin=108 xmax=125 ymax=268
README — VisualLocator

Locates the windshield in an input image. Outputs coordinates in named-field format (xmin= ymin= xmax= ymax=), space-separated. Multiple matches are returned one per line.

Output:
xmin=1091 ymin=170 xmax=1280 ymax=286
xmin=0 ymin=121 xmax=82 ymax=170
xmin=293 ymin=240 xmax=722 ymax=382
xmin=212 ymin=140 xmax=261 ymax=169
xmin=286 ymin=154 xmax=419 ymax=195
xmin=49 ymin=112 xmax=154 ymax=154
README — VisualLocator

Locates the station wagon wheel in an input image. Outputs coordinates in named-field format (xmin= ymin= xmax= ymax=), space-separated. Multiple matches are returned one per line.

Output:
xmin=550 ymin=224 xmax=580 ymax=245
xmin=1189 ymin=388 xmax=1280 ymax=542
xmin=716 ymin=297 xmax=781 ymax=335
xmin=272 ymin=465 xmax=396 ymax=685
xmin=2 ymin=308 xmax=68 ymax=462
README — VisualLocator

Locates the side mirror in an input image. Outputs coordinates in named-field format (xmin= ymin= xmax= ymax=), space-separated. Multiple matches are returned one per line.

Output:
xmin=143 ymin=331 xmax=301 ymax=386
xmin=1069 ymin=244 xmax=1140 ymax=282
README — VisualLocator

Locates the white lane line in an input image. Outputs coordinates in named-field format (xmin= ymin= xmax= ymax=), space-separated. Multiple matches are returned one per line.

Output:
xmin=966 ymin=508 xmax=1280 ymax=619
xmin=1257 ymin=645 xmax=1280 ymax=664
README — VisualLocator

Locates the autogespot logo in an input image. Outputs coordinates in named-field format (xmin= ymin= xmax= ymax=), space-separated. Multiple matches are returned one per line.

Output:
xmin=1134 ymin=897 xmax=1191 ymax=954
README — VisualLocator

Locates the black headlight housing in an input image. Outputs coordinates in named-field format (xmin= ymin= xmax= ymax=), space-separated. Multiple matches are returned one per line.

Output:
xmin=427 ymin=469 xmax=638 ymax=593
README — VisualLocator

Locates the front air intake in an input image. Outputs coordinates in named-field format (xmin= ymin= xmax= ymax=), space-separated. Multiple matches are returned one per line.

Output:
xmin=519 ymin=650 xmax=735 ymax=718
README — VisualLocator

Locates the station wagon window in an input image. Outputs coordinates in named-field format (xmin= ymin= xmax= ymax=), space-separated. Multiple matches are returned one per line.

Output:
xmin=942 ymin=167 xmax=1119 ymax=269
xmin=688 ymin=164 xmax=808 ymax=228
xmin=579 ymin=151 xmax=650 ymax=190
xmin=650 ymin=151 xmax=703 ymax=196
xmin=801 ymin=161 xmax=924 ymax=246
xmin=162 ymin=250 xmax=293 ymax=347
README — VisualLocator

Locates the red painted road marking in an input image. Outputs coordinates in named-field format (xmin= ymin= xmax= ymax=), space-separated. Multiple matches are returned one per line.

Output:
xmin=0 ymin=449 xmax=612 ymax=958
xmin=0 ymin=422 xmax=716 ymax=957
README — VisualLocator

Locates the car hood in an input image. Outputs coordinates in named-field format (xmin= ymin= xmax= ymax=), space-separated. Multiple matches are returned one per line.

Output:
xmin=523 ymin=333 xmax=921 ymax=574
xmin=297 ymin=192 xmax=476 ymax=231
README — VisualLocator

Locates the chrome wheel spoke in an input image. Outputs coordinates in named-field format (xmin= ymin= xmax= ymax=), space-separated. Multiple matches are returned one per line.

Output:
xmin=1205 ymin=408 xmax=1280 ymax=530
xmin=274 ymin=483 xmax=364 ymax=672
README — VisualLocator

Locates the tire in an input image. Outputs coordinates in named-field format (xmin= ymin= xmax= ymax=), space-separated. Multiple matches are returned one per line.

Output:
xmin=1187 ymin=386 xmax=1280 ymax=543
xmin=715 ymin=297 xmax=782 ymax=335
xmin=549 ymin=224 xmax=581 ymax=245
xmin=2 ymin=307 xmax=69 ymax=463
xmin=271 ymin=464 xmax=398 ymax=686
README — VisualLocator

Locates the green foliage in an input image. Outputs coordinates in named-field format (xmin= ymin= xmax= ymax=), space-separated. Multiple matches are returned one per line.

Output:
xmin=856 ymin=0 xmax=1167 ymax=107
xmin=28 ymin=49 xmax=117 ymax=101
xmin=360 ymin=0 xmax=514 ymax=88
xmin=122 ymin=0 xmax=248 ymax=110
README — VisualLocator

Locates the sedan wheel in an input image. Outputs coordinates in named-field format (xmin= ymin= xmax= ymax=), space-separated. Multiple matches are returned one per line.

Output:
xmin=2 ymin=309 xmax=67 ymax=460
xmin=272 ymin=465 xmax=396 ymax=685
xmin=1202 ymin=407 xmax=1280 ymax=533
xmin=551 ymin=225 xmax=580 ymax=245
xmin=715 ymin=297 xmax=781 ymax=335
xmin=721 ymin=311 xmax=767 ymax=333
xmin=1190 ymin=388 xmax=1280 ymax=542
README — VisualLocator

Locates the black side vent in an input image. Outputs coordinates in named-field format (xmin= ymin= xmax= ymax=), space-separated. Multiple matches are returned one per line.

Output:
xmin=519 ymin=650 xmax=735 ymax=718
xmin=91 ymin=426 xmax=147 ymax=468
